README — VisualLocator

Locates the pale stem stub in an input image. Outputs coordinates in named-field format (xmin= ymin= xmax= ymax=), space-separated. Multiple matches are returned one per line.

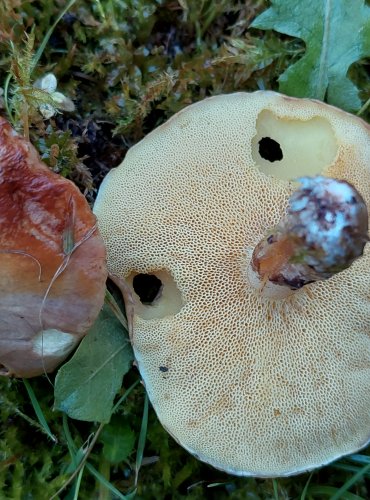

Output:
xmin=251 ymin=176 xmax=369 ymax=291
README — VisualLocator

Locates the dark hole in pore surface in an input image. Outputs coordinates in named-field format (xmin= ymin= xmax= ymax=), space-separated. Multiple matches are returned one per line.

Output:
xmin=258 ymin=137 xmax=283 ymax=162
xmin=133 ymin=274 xmax=162 ymax=305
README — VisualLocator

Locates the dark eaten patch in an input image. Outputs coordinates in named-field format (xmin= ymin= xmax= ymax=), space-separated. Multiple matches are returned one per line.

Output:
xmin=133 ymin=274 xmax=162 ymax=305
xmin=258 ymin=137 xmax=283 ymax=162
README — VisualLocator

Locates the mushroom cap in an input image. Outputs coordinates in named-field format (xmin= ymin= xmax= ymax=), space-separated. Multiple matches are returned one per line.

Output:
xmin=94 ymin=91 xmax=370 ymax=477
xmin=0 ymin=118 xmax=107 ymax=377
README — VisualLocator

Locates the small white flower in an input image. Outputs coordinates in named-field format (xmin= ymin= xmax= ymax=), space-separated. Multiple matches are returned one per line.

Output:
xmin=39 ymin=73 xmax=58 ymax=93
xmin=38 ymin=103 xmax=55 ymax=119
xmin=34 ymin=73 xmax=75 ymax=118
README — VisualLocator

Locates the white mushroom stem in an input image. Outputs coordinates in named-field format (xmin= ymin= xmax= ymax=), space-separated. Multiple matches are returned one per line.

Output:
xmin=249 ymin=176 xmax=368 ymax=295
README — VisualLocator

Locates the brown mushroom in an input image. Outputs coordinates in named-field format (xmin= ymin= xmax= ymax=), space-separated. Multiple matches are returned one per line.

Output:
xmin=93 ymin=91 xmax=370 ymax=477
xmin=249 ymin=175 xmax=368 ymax=295
xmin=0 ymin=117 xmax=107 ymax=378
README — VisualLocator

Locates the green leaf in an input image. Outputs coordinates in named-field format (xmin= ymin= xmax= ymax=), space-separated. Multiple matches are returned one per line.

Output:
xmin=54 ymin=305 xmax=133 ymax=423
xmin=251 ymin=0 xmax=370 ymax=111
xmin=100 ymin=416 xmax=136 ymax=464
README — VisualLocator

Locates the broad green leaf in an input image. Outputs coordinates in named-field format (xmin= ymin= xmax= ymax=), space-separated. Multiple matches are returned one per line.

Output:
xmin=54 ymin=305 xmax=133 ymax=423
xmin=251 ymin=0 xmax=370 ymax=111
xmin=100 ymin=416 xmax=136 ymax=464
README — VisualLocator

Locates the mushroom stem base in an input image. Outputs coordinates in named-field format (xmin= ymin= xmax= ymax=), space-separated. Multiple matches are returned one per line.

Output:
xmin=247 ymin=264 xmax=294 ymax=299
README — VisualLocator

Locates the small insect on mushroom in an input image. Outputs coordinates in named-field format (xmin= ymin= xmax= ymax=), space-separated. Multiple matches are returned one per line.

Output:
xmin=94 ymin=91 xmax=370 ymax=477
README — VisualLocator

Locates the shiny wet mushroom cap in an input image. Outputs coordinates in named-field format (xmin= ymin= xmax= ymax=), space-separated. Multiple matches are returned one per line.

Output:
xmin=0 ymin=118 xmax=107 ymax=378
xmin=94 ymin=91 xmax=370 ymax=477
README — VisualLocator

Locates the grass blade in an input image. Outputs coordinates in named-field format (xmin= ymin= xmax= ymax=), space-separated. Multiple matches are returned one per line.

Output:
xmin=22 ymin=378 xmax=57 ymax=442
xmin=357 ymin=97 xmax=370 ymax=116
xmin=105 ymin=289 xmax=128 ymax=331
xmin=86 ymin=463 xmax=133 ymax=500
xmin=63 ymin=413 xmax=77 ymax=456
xmin=301 ymin=472 xmax=314 ymax=500
xmin=329 ymin=462 xmax=370 ymax=500
xmin=112 ymin=379 xmax=140 ymax=414
xmin=50 ymin=422 xmax=105 ymax=499
xmin=135 ymin=392 xmax=149 ymax=486
xmin=31 ymin=0 xmax=77 ymax=72
xmin=307 ymin=485 xmax=364 ymax=500
xmin=3 ymin=73 xmax=14 ymax=124
xmin=72 ymin=466 xmax=85 ymax=500
xmin=332 ymin=462 xmax=370 ymax=478
xmin=348 ymin=454 xmax=370 ymax=465
xmin=62 ymin=414 xmax=87 ymax=474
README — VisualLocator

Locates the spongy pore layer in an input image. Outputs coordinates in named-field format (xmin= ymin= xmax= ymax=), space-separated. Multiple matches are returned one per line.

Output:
xmin=93 ymin=91 xmax=370 ymax=477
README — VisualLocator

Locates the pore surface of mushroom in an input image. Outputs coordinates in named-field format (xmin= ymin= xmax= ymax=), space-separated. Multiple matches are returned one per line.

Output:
xmin=94 ymin=91 xmax=370 ymax=477
xmin=0 ymin=118 xmax=107 ymax=377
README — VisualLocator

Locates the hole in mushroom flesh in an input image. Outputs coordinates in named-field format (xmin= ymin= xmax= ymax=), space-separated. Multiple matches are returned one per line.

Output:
xmin=133 ymin=273 xmax=163 ymax=305
xmin=127 ymin=269 xmax=184 ymax=320
xmin=258 ymin=137 xmax=283 ymax=162
xmin=252 ymin=110 xmax=338 ymax=181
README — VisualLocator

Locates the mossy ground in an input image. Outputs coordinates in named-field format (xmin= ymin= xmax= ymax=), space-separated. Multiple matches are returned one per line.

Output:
xmin=0 ymin=1 xmax=370 ymax=498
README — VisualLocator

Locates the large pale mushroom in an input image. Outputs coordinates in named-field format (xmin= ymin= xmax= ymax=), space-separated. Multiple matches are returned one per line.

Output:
xmin=93 ymin=91 xmax=370 ymax=477
xmin=0 ymin=117 xmax=107 ymax=378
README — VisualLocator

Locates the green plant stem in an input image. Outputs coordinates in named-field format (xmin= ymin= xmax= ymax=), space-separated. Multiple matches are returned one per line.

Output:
xmin=21 ymin=100 xmax=29 ymax=140
xmin=135 ymin=392 xmax=149 ymax=487
xmin=72 ymin=466 xmax=85 ymax=500
xmin=301 ymin=472 xmax=314 ymax=500
xmin=98 ymin=458 xmax=111 ymax=500
xmin=357 ymin=96 xmax=370 ymax=116
xmin=112 ymin=379 xmax=140 ymax=414
xmin=3 ymin=73 xmax=13 ymax=124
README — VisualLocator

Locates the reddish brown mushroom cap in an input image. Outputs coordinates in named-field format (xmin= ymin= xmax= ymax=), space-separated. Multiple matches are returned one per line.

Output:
xmin=0 ymin=118 xmax=107 ymax=377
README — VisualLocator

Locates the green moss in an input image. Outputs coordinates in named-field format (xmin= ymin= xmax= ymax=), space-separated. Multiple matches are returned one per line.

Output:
xmin=0 ymin=0 xmax=304 ymax=197
xmin=1 ymin=0 xmax=370 ymax=498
